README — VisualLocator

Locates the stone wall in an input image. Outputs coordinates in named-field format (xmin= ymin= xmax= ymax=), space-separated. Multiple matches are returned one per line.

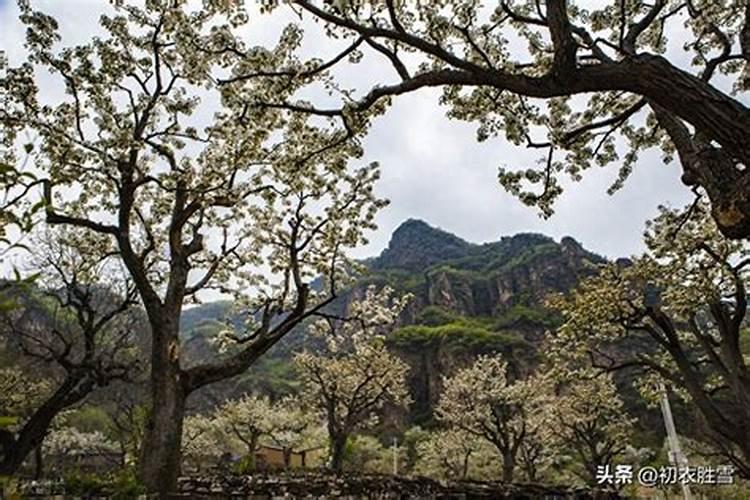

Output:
xmin=174 ymin=472 xmax=620 ymax=499
xmin=11 ymin=472 xmax=622 ymax=498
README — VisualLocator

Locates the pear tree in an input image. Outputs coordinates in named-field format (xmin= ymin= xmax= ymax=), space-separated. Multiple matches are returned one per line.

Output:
xmin=549 ymin=201 xmax=749 ymax=477
xmin=215 ymin=393 xmax=275 ymax=460
xmin=413 ymin=428 xmax=499 ymax=481
xmin=1 ymin=1 xmax=387 ymax=492
xmin=228 ymin=0 xmax=750 ymax=240
xmin=264 ymin=396 xmax=320 ymax=469
xmin=547 ymin=370 xmax=634 ymax=485
xmin=204 ymin=393 xmax=320 ymax=469
xmin=436 ymin=354 xmax=552 ymax=482
xmin=293 ymin=286 xmax=411 ymax=473
xmin=181 ymin=415 xmax=225 ymax=471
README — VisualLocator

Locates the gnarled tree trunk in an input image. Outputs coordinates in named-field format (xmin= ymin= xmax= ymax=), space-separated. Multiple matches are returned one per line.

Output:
xmin=138 ymin=316 xmax=186 ymax=496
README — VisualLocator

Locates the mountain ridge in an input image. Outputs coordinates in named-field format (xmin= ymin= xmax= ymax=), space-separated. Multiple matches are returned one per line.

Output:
xmin=183 ymin=218 xmax=607 ymax=334
xmin=354 ymin=219 xmax=605 ymax=320
xmin=368 ymin=218 xmax=604 ymax=272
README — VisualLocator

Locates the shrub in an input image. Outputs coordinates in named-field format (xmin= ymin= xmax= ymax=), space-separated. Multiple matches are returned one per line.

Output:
xmin=110 ymin=469 xmax=145 ymax=499
xmin=64 ymin=471 xmax=107 ymax=497
xmin=63 ymin=469 xmax=145 ymax=499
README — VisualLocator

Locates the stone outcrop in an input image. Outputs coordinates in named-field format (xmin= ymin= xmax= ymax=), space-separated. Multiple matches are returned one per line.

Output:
xmin=370 ymin=219 xmax=473 ymax=272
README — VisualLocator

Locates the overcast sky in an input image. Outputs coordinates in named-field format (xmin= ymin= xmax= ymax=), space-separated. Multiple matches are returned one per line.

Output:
xmin=0 ymin=0 xmax=696 ymax=263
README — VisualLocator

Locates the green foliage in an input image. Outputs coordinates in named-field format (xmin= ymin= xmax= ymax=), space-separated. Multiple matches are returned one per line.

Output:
xmin=230 ymin=357 xmax=301 ymax=397
xmin=415 ymin=306 xmax=458 ymax=326
xmin=65 ymin=406 xmax=112 ymax=434
xmin=233 ymin=454 xmax=256 ymax=475
xmin=185 ymin=321 xmax=225 ymax=342
xmin=180 ymin=301 xmax=234 ymax=339
xmin=390 ymin=316 xmax=532 ymax=353
xmin=740 ymin=328 xmax=750 ymax=357
xmin=109 ymin=470 xmax=146 ymax=500
xmin=0 ymin=159 xmax=41 ymax=252
xmin=493 ymin=304 xmax=559 ymax=329
xmin=401 ymin=426 xmax=430 ymax=471
xmin=63 ymin=472 xmax=108 ymax=497
xmin=344 ymin=434 xmax=407 ymax=474
xmin=0 ymin=475 xmax=20 ymax=499
xmin=0 ymin=416 xmax=19 ymax=428
xmin=63 ymin=469 xmax=144 ymax=499
xmin=494 ymin=243 xmax=561 ymax=272
xmin=359 ymin=269 xmax=427 ymax=294
xmin=342 ymin=436 xmax=356 ymax=463
xmin=0 ymin=274 xmax=40 ymax=315
xmin=427 ymin=265 xmax=484 ymax=283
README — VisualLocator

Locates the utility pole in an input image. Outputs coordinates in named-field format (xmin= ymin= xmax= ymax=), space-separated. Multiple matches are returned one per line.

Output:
xmin=659 ymin=382 xmax=692 ymax=500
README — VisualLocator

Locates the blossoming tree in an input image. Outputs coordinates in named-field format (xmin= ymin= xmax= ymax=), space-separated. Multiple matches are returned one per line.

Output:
xmin=413 ymin=429 xmax=499 ymax=481
xmin=226 ymin=0 xmax=750 ymax=240
xmin=436 ymin=354 xmax=552 ymax=482
xmin=1 ymin=1 xmax=387 ymax=492
xmin=547 ymin=371 xmax=634 ymax=484
xmin=294 ymin=286 xmax=411 ymax=472
xmin=549 ymin=202 xmax=749 ymax=477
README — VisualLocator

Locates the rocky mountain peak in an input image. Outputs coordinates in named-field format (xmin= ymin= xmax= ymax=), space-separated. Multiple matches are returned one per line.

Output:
xmin=371 ymin=219 xmax=472 ymax=271
xmin=560 ymin=236 xmax=584 ymax=255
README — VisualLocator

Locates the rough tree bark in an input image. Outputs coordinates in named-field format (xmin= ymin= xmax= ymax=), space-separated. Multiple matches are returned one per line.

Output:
xmin=329 ymin=434 xmax=348 ymax=474
xmin=137 ymin=314 xmax=186 ymax=491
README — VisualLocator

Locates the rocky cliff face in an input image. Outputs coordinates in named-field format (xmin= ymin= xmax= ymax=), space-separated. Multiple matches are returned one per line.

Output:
xmin=358 ymin=220 xmax=606 ymax=423
xmin=365 ymin=220 xmax=604 ymax=320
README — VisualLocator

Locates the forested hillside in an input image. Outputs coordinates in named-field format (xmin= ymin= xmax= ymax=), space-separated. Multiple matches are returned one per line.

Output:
xmin=180 ymin=219 xmax=643 ymax=427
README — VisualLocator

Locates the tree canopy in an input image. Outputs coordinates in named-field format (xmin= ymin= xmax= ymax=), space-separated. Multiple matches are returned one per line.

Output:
xmin=0 ymin=1 xmax=387 ymax=492
xmin=436 ymin=353 xmax=551 ymax=482
xmin=294 ymin=286 xmax=411 ymax=472
xmin=221 ymin=0 xmax=750 ymax=239
xmin=549 ymin=201 xmax=750 ymax=477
